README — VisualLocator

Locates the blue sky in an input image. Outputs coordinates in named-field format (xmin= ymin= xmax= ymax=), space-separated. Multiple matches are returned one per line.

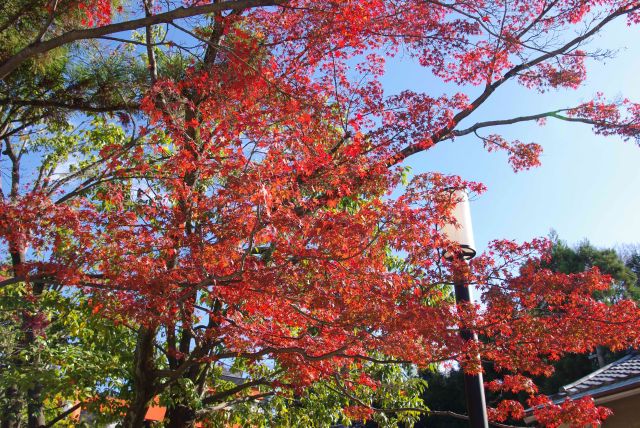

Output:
xmin=382 ymin=17 xmax=640 ymax=253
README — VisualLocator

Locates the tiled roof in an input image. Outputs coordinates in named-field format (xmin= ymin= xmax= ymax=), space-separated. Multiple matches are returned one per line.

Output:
xmin=556 ymin=353 xmax=640 ymax=400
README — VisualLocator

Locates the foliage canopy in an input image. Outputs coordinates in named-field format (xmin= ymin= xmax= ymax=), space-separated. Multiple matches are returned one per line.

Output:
xmin=1 ymin=1 xmax=640 ymax=427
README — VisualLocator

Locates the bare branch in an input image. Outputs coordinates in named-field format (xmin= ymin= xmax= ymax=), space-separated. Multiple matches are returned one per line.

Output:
xmin=198 ymin=391 xmax=275 ymax=414
xmin=451 ymin=110 xmax=569 ymax=137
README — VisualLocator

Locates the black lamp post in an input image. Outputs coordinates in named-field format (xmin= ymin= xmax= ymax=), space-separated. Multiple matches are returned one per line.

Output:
xmin=442 ymin=190 xmax=489 ymax=428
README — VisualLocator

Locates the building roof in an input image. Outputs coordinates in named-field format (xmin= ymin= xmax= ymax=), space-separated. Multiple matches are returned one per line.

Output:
xmin=524 ymin=352 xmax=640 ymax=424
xmin=553 ymin=352 xmax=640 ymax=402
xmin=220 ymin=366 xmax=245 ymax=385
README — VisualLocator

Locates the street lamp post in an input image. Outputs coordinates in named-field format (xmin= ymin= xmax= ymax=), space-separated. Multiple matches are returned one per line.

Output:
xmin=442 ymin=190 xmax=489 ymax=428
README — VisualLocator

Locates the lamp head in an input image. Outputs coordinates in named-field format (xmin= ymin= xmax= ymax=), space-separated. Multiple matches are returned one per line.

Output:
xmin=441 ymin=189 xmax=476 ymax=260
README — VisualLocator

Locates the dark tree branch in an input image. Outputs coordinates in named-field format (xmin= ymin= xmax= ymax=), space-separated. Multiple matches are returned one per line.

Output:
xmin=143 ymin=0 xmax=158 ymax=83
xmin=198 ymin=391 xmax=275 ymax=413
xmin=0 ymin=0 xmax=285 ymax=80
xmin=391 ymin=4 xmax=640 ymax=165
xmin=453 ymin=110 xmax=636 ymax=139
xmin=98 ymin=35 xmax=166 ymax=46
xmin=201 ymin=379 xmax=273 ymax=405
xmin=0 ymin=98 xmax=139 ymax=113
xmin=451 ymin=110 xmax=569 ymax=137
xmin=214 ymin=345 xmax=351 ymax=362
xmin=34 ymin=0 xmax=59 ymax=43
xmin=44 ymin=401 xmax=83 ymax=428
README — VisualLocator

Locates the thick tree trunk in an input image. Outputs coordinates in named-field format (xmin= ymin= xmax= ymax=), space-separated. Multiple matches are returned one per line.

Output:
xmin=2 ymin=139 xmax=44 ymax=428
xmin=26 ymin=382 xmax=45 ymax=428
xmin=147 ymin=17 xmax=225 ymax=428
xmin=1 ymin=384 xmax=23 ymax=428
xmin=164 ymin=405 xmax=197 ymax=428
xmin=123 ymin=393 xmax=153 ymax=428
xmin=25 ymin=317 xmax=45 ymax=428
xmin=1 ymin=247 xmax=29 ymax=427
xmin=163 ymin=358 xmax=209 ymax=428
xmin=123 ymin=327 xmax=158 ymax=428
xmin=25 ymin=280 xmax=46 ymax=428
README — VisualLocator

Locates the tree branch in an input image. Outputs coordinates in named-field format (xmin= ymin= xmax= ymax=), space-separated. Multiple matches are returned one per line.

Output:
xmin=198 ymin=391 xmax=274 ymax=414
xmin=451 ymin=110 xmax=569 ymax=137
xmin=391 ymin=4 xmax=640 ymax=164
xmin=0 ymin=0 xmax=285 ymax=80
xmin=201 ymin=378 xmax=273 ymax=405
xmin=44 ymin=401 xmax=82 ymax=428
xmin=143 ymin=0 xmax=158 ymax=84
xmin=0 ymin=98 xmax=139 ymax=113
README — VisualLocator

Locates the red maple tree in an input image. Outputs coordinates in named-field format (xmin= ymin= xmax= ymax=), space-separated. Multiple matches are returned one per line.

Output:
xmin=2 ymin=1 xmax=640 ymax=426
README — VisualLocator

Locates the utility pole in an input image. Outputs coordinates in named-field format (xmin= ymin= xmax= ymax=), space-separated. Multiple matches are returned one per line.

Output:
xmin=442 ymin=189 xmax=489 ymax=428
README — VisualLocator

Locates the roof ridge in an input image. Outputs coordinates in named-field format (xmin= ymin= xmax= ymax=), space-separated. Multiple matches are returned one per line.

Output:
xmin=560 ymin=353 xmax=635 ymax=393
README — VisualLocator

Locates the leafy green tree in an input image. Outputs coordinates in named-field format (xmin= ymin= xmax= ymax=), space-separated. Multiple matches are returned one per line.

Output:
xmin=547 ymin=234 xmax=639 ymax=303
xmin=417 ymin=370 xmax=466 ymax=428
xmin=0 ymin=1 xmax=149 ymax=424
xmin=0 ymin=115 xmax=140 ymax=426
xmin=617 ymin=244 xmax=640 ymax=294
xmin=531 ymin=235 xmax=639 ymax=392
xmin=0 ymin=285 xmax=135 ymax=427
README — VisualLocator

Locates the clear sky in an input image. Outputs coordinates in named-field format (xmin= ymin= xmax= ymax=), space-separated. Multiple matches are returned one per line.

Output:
xmin=382 ymin=17 xmax=640 ymax=253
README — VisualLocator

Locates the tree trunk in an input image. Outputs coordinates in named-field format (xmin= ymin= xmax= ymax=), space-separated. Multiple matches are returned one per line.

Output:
xmin=123 ymin=327 xmax=157 ymax=428
xmin=149 ymin=18 xmax=225 ymax=428
xmin=1 ymin=384 xmax=23 ymax=428
xmin=164 ymin=405 xmax=197 ymax=428
xmin=2 ymin=138 xmax=44 ymax=428
xmin=25 ymin=280 xmax=46 ymax=428
xmin=25 ymin=315 xmax=45 ymax=428
xmin=596 ymin=345 xmax=606 ymax=368
xmin=26 ymin=382 xmax=45 ymax=428
xmin=1 ymin=247 xmax=28 ymax=427
xmin=123 ymin=393 xmax=153 ymax=428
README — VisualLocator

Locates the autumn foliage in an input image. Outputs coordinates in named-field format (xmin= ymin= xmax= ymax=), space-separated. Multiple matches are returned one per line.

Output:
xmin=2 ymin=0 xmax=640 ymax=427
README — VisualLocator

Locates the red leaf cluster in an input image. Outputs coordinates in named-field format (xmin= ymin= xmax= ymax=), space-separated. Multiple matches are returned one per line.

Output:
xmin=6 ymin=1 xmax=640 ymax=426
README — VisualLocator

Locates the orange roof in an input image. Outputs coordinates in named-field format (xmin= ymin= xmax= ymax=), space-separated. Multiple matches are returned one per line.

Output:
xmin=144 ymin=405 xmax=166 ymax=421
